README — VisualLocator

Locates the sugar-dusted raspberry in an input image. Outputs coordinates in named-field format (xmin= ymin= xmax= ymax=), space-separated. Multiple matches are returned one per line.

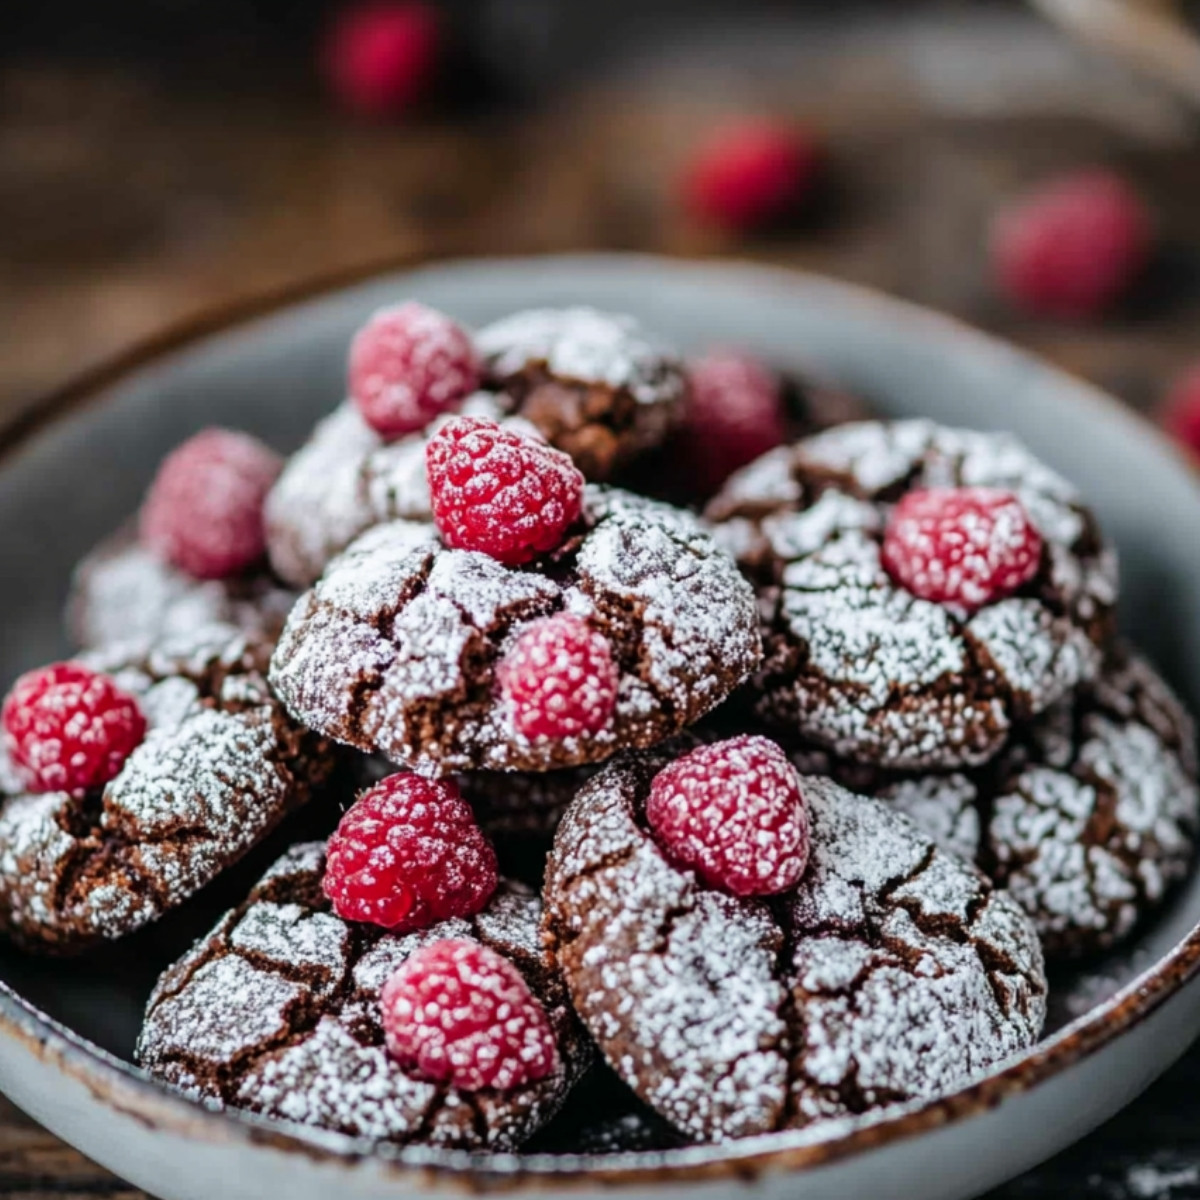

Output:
xmin=349 ymin=303 xmax=480 ymax=439
xmin=1160 ymin=363 xmax=1200 ymax=459
xmin=682 ymin=119 xmax=821 ymax=233
xmin=139 ymin=429 xmax=282 ymax=581
xmin=497 ymin=614 xmax=618 ymax=741
xmin=425 ymin=416 xmax=585 ymax=565
xmin=991 ymin=170 xmax=1151 ymax=319
xmin=323 ymin=774 xmax=498 ymax=930
xmin=322 ymin=1 xmax=440 ymax=119
xmin=2 ymin=663 xmax=146 ymax=795
xmin=646 ymin=736 xmax=809 ymax=897
xmin=882 ymin=486 xmax=1043 ymax=614
xmin=381 ymin=938 xmax=559 ymax=1091
xmin=679 ymin=350 xmax=787 ymax=494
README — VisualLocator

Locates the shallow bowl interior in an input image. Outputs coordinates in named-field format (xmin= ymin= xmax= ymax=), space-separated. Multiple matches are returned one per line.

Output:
xmin=1 ymin=255 xmax=1199 ymax=1198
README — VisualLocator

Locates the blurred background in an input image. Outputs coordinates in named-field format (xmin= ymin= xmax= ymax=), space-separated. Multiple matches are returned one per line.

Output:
xmin=7 ymin=0 xmax=1200 ymax=444
xmin=7 ymin=3 xmax=1200 ymax=1197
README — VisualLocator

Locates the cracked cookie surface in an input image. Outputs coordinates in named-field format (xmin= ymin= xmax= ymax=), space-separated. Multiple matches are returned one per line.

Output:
xmin=865 ymin=648 xmax=1199 ymax=959
xmin=477 ymin=307 xmax=686 ymax=481
xmin=136 ymin=842 xmax=589 ymax=1149
xmin=541 ymin=749 xmax=1047 ymax=1143
xmin=266 ymin=309 xmax=686 ymax=589
xmin=0 ymin=627 xmax=334 ymax=952
xmin=706 ymin=419 xmax=1117 ymax=770
xmin=69 ymin=530 xmax=296 ymax=650
xmin=269 ymin=487 xmax=761 ymax=775
xmin=265 ymin=395 xmax=533 ymax=589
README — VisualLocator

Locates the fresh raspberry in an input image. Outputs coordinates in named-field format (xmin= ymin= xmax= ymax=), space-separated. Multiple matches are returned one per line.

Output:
xmin=682 ymin=119 xmax=821 ymax=232
xmin=2 ymin=664 xmax=146 ymax=795
xmin=882 ymin=487 xmax=1043 ymax=613
xmin=322 ymin=1 xmax=440 ymax=119
xmin=425 ymin=416 xmax=585 ymax=565
xmin=991 ymin=171 xmax=1151 ymax=319
xmin=381 ymin=938 xmax=559 ymax=1091
xmin=645 ymin=736 xmax=809 ymax=897
xmin=323 ymin=774 xmax=497 ymax=931
xmin=139 ymin=429 xmax=282 ymax=581
xmin=678 ymin=350 xmax=787 ymax=494
xmin=1159 ymin=363 xmax=1200 ymax=459
xmin=497 ymin=614 xmax=618 ymax=741
xmin=349 ymin=303 xmax=481 ymax=439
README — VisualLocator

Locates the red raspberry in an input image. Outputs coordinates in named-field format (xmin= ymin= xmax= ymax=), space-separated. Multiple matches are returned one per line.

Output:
xmin=323 ymin=774 xmax=497 ymax=930
xmin=679 ymin=350 xmax=787 ymax=494
xmin=2 ymin=664 xmax=146 ymax=795
xmin=322 ymin=1 xmax=440 ymax=120
xmin=425 ymin=416 xmax=585 ymax=565
xmin=645 ymin=736 xmax=809 ymax=897
xmin=882 ymin=487 xmax=1043 ymax=613
xmin=682 ymin=119 xmax=821 ymax=232
xmin=381 ymin=938 xmax=559 ymax=1091
xmin=991 ymin=171 xmax=1151 ymax=319
xmin=349 ymin=303 xmax=480 ymax=440
xmin=497 ymin=614 xmax=618 ymax=741
xmin=139 ymin=429 xmax=282 ymax=581
xmin=1160 ymin=364 xmax=1200 ymax=459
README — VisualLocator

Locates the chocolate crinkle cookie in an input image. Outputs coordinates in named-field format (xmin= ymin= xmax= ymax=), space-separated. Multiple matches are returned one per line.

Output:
xmin=541 ymin=751 xmax=1047 ymax=1143
xmin=136 ymin=842 xmax=590 ymax=1150
xmin=477 ymin=307 xmax=687 ymax=481
xmin=69 ymin=529 xmax=296 ymax=650
xmin=265 ymin=394 xmax=526 ymax=589
xmin=707 ymin=419 xmax=1118 ymax=770
xmin=0 ymin=627 xmax=334 ymax=952
xmin=265 ymin=309 xmax=687 ymax=590
xmin=865 ymin=648 xmax=1199 ymax=960
xmin=269 ymin=487 xmax=761 ymax=775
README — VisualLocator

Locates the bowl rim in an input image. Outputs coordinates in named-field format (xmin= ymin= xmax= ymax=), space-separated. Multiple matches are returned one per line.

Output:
xmin=3 ymin=249 xmax=1200 ymax=1191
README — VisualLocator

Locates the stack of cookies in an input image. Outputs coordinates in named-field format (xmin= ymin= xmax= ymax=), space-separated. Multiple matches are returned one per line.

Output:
xmin=4 ymin=301 xmax=1194 ymax=1154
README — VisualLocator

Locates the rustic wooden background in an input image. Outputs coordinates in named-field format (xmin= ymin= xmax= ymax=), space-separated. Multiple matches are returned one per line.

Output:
xmin=5 ymin=2 xmax=1200 ymax=1197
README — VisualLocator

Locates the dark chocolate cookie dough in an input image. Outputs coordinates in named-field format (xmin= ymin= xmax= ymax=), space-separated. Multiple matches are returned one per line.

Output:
xmin=862 ymin=649 xmax=1198 ymax=959
xmin=269 ymin=487 xmax=760 ymax=775
xmin=0 ymin=627 xmax=334 ymax=952
xmin=136 ymin=842 xmax=589 ymax=1150
xmin=69 ymin=529 xmax=295 ymax=650
xmin=707 ymin=419 xmax=1117 ymax=770
xmin=542 ymin=748 xmax=1047 ymax=1143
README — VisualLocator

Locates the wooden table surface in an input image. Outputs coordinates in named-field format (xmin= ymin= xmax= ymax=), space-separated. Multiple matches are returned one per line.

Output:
xmin=5 ymin=4 xmax=1200 ymax=1197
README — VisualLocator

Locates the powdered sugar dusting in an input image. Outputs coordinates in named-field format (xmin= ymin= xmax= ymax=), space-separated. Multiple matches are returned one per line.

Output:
xmin=265 ymin=395 xmax=512 ymax=588
xmin=137 ymin=845 xmax=589 ymax=1150
xmin=0 ymin=626 xmax=331 ymax=950
xmin=478 ymin=308 xmax=686 ymax=409
xmin=707 ymin=419 xmax=1116 ymax=770
xmin=543 ymin=752 xmax=1046 ymax=1143
xmin=269 ymin=486 xmax=760 ymax=774
xmin=880 ymin=648 xmax=1199 ymax=958
xmin=69 ymin=533 xmax=295 ymax=650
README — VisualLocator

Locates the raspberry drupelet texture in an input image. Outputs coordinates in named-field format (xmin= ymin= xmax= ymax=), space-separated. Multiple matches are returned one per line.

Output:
xmin=322 ymin=1 xmax=440 ymax=119
xmin=991 ymin=170 xmax=1151 ymax=319
xmin=2 ymin=663 xmax=146 ymax=795
xmin=322 ymin=774 xmax=498 ymax=930
xmin=682 ymin=119 xmax=821 ymax=232
xmin=680 ymin=350 xmax=787 ymax=493
xmin=349 ymin=303 xmax=480 ymax=439
xmin=380 ymin=938 xmax=560 ymax=1091
xmin=139 ymin=429 xmax=283 ymax=581
xmin=497 ymin=614 xmax=618 ymax=741
xmin=882 ymin=486 xmax=1043 ymax=615
xmin=644 ymin=735 xmax=810 ymax=897
xmin=425 ymin=416 xmax=585 ymax=565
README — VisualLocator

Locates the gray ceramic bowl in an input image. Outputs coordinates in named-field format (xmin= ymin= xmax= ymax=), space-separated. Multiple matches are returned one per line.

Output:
xmin=1 ymin=254 xmax=1199 ymax=1200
